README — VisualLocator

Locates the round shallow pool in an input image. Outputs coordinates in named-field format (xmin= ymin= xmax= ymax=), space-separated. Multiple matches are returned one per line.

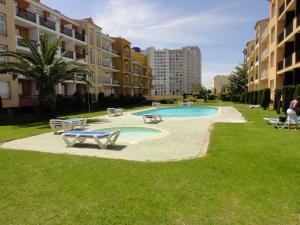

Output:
xmin=96 ymin=127 xmax=162 ymax=143
xmin=133 ymin=107 xmax=218 ymax=117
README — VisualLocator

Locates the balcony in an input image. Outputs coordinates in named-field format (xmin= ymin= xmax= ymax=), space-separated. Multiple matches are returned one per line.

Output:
xmin=76 ymin=53 xmax=87 ymax=62
xmin=102 ymin=62 xmax=119 ymax=71
xmin=286 ymin=21 xmax=294 ymax=36
xmin=16 ymin=36 xmax=37 ymax=48
xmin=278 ymin=31 xmax=285 ymax=44
xmin=296 ymin=50 xmax=300 ymax=63
xmin=61 ymin=26 xmax=73 ymax=37
xmin=297 ymin=14 xmax=300 ymax=27
xmin=285 ymin=54 xmax=293 ymax=67
xmin=15 ymin=7 xmax=36 ymax=23
xmin=278 ymin=60 xmax=284 ymax=71
xmin=261 ymin=27 xmax=269 ymax=43
xmin=260 ymin=70 xmax=269 ymax=79
xmin=260 ymin=49 xmax=269 ymax=61
xmin=61 ymin=49 xmax=74 ymax=59
xmin=39 ymin=17 xmax=56 ymax=31
xmin=75 ymin=32 xmax=85 ymax=42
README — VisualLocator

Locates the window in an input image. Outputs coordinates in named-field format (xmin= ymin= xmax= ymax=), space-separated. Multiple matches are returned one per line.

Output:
xmin=96 ymin=51 xmax=100 ymax=65
xmin=271 ymin=27 xmax=275 ymax=43
xmin=0 ymin=81 xmax=10 ymax=99
xmin=271 ymin=52 xmax=275 ymax=67
xmin=89 ymin=49 xmax=94 ymax=64
xmin=89 ymin=30 xmax=94 ymax=45
xmin=0 ymin=14 xmax=6 ymax=36
xmin=0 ymin=0 xmax=6 ymax=4
xmin=96 ymin=33 xmax=100 ymax=48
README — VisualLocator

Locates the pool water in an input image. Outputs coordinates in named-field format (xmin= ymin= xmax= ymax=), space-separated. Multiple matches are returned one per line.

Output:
xmin=133 ymin=107 xmax=218 ymax=117
xmin=96 ymin=127 xmax=162 ymax=142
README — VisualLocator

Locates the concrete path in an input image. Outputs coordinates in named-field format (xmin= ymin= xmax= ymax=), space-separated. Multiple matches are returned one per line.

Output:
xmin=1 ymin=107 xmax=246 ymax=162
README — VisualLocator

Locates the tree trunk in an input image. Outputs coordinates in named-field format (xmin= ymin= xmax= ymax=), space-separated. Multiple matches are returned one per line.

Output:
xmin=38 ymin=85 xmax=56 ymax=118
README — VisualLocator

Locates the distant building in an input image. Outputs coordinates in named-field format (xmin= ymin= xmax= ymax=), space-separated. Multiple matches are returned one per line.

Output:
xmin=144 ymin=46 xmax=202 ymax=95
xmin=213 ymin=75 xmax=229 ymax=94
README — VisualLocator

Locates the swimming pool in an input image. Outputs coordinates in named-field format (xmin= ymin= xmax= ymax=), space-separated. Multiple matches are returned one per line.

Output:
xmin=96 ymin=127 xmax=162 ymax=143
xmin=133 ymin=107 xmax=218 ymax=117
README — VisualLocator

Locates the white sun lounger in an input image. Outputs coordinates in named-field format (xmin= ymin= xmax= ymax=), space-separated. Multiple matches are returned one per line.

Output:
xmin=264 ymin=117 xmax=300 ymax=128
xmin=152 ymin=102 xmax=161 ymax=107
xmin=62 ymin=130 xmax=121 ymax=149
xmin=107 ymin=108 xmax=124 ymax=117
xmin=143 ymin=114 xmax=163 ymax=124
xmin=179 ymin=101 xmax=193 ymax=106
xmin=50 ymin=118 xmax=87 ymax=134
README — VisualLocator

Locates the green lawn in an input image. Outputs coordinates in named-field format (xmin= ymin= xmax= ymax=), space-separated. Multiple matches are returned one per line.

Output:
xmin=0 ymin=103 xmax=299 ymax=224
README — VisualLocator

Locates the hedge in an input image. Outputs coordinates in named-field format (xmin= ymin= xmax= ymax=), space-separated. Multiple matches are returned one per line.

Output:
xmin=260 ymin=89 xmax=271 ymax=110
xmin=258 ymin=89 xmax=264 ymax=105
xmin=294 ymin=84 xmax=300 ymax=98
xmin=282 ymin=85 xmax=296 ymax=113
xmin=273 ymin=89 xmax=282 ymax=114
xmin=252 ymin=91 xmax=258 ymax=105
xmin=240 ymin=92 xmax=246 ymax=103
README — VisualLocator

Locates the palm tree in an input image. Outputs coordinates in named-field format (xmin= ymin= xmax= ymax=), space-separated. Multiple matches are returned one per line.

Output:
xmin=0 ymin=33 xmax=92 ymax=115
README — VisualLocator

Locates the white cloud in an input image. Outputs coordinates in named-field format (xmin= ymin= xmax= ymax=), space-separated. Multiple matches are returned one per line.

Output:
xmin=94 ymin=0 xmax=249 ymax=86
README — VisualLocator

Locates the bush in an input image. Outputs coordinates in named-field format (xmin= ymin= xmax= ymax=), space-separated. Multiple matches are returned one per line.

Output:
xmin=273 ymin=89 xmax=282 ymax=114
xmin=186 ymin=96 xmax=196 ymax=102
xmin=282 ymin=85 xmax=296 ymax=113
xmin=220 ymin=92 xmax=230 ymax=101
xmin=258 ymin=90 xmax=264 ymax=105
xmin=252 ymin=91 xmax=258 ymax=105
xmin=72 ymin=91 xmax=84 ymax=111
xmin=246 ymin=92 xmax=251 ymax=104
xmin=240 ymin=92 xmax=246 ymax=103
xmin=0 ymin=96 xmax=2 ymax=111
xmin=294 ymin=84 xmax=300 ymax=98
xmin=55 ymin=94 xmax=72 ymax=113
xmin=208 ymin=94 xmax=216 ymax=101
xmin=260 ymin=89 xmax=271 ymax=110
xmin=160 ymin=99 xmax=175 ymax=104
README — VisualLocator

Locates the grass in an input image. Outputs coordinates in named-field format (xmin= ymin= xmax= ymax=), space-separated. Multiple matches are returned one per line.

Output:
xmin=0 ymin=103 xmax=299 ymax=224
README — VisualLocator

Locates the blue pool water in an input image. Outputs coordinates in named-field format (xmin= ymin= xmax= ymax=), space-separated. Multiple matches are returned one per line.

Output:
xmin=133 ymin=107 xmax=218 ymax=117
xmin=96 ymin=127 xmax=161 ymax=142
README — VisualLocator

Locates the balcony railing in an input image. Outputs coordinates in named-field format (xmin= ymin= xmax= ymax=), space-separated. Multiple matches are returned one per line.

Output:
xmin=279 ymin=3 xmax=285 ymax=17
xmin=278 ymin=60 xmax=284 ymax=71
xmin=62 ymin=49 xmax=74 ymax=59
xmin=297 ymin=14 xmax=300 ymax=27
xmin=261 ymin=27 xmax=269 ymax=41
xmin=260 ymin=70 xmax=269 ymax=79
xmin=260 ymin=49 xmax=269 ymax=60
xmin=75 ymin=32 xmax=85 ymax=42
xmin=17 ymin=36 xmax=37 ymax=48
xmin=76 ymin=53 xmax=86 ymax=61
xmin=61 ymin=26 xmax=73 ymax=37
xmin=286 ymin=0 xmax=292 ymax=6
xmin=113 ymin=80 xmax=119 ymax=85
xmin=39 ymin=17 xmax=56 ymax=30
xmin=278 ymin=31 xmax=284 ymax=44
xmin=102 ymin=62 xmax=118 ymax=70
xmin=16 ymin=7 xmax=36 ymax=23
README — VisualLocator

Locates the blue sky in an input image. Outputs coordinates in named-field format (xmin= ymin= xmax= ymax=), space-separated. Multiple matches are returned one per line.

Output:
xmin=43 ymin=0 xmax=269 ymax=87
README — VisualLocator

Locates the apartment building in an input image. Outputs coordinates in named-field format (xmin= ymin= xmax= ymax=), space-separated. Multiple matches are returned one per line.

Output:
xmin=145 ymin=46 xmax=202 ymax=95
xmin=245 ymin=0 xmax=300 ymax=98
xmin=213 ymin=75 xmax=229 ymax=94
xmin=112 ymin=38 xmax=152 ymax=96
xmin=74 ymin=18 xmax=119 ymax=99
xmin=244 ymin=40 xmax=257 ymax=91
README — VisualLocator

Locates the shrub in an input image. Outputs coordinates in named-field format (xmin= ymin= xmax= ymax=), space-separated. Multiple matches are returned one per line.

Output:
xmin=258 ymin=90 xmax=264 ymax=105
xmin=252 ymin=91 xmax=258 ymax=105
xmin=186 ymin=96 xmax=196 ymax=102
xmin=0 ymin=96 xmax=2 ymax=111
xmin=160 ymin=99 xmax=175 ymax=104
xmin=282 ymin=85 xmax=296 ymax=113
xmin=294 ymin=84 xmax=300 ymax=98
xmin=55 ymin=94 xmax=72 ymax=113
xmin=273 ymin=89 xmax=282 ymax=114
xmin=208 ymin=94 xmax=216 ymax=101
xmin=260 ymin=89 xmax=271 ymax=110
xmin=220 ymin=92 xmax=230 ymax=101
xmin=72 ymin=91 xmax=84 ymax=111
xmin=246 ymin=92 xmax=251 ymax=104
xmin=183 ymin=93 xmax=187 ymax=99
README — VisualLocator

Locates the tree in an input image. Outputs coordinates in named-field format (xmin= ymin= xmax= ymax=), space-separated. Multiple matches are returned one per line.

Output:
xmin=0 ymin=34 xmax=92 ymax=115
xmin=193 ymin=83 xmax=207 ymax=100
xmin=227 ymin=62 xmax=248 ymax=101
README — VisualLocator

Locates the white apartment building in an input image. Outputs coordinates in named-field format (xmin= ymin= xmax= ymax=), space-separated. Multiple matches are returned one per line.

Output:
xmin=144 ymin=46 xmax=202 ymax=96
xmin=145 ymin=47 xmax=170 ymax=95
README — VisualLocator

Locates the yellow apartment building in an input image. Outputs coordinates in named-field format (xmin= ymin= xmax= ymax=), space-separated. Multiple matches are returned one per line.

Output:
xmin=245 ymin=0 xmax=300 ymax=99
xmin=244 ymin=40 xmax=256 ymax=91
xmin=131 ymin=47 xmax=152 ymax=96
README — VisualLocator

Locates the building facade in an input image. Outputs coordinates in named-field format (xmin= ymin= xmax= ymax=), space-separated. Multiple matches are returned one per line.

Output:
xmin=245 ymin=0 xmax=300 ymax=99
xmin=213 ymin=75 xmax=229 ymax=94
xmin=144 ymin=46 xmax=202 ymax=96
xmin=0 ymin=0 xmax=152 ymax=109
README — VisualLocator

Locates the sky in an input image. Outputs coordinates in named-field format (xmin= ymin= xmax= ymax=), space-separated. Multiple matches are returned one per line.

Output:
xmin=43 ymin=0 xmax=269 ymax=87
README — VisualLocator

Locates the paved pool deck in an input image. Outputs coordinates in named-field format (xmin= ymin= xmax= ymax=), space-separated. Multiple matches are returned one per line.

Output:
xmin=1 ymin=106 xmax=246 ymax=162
